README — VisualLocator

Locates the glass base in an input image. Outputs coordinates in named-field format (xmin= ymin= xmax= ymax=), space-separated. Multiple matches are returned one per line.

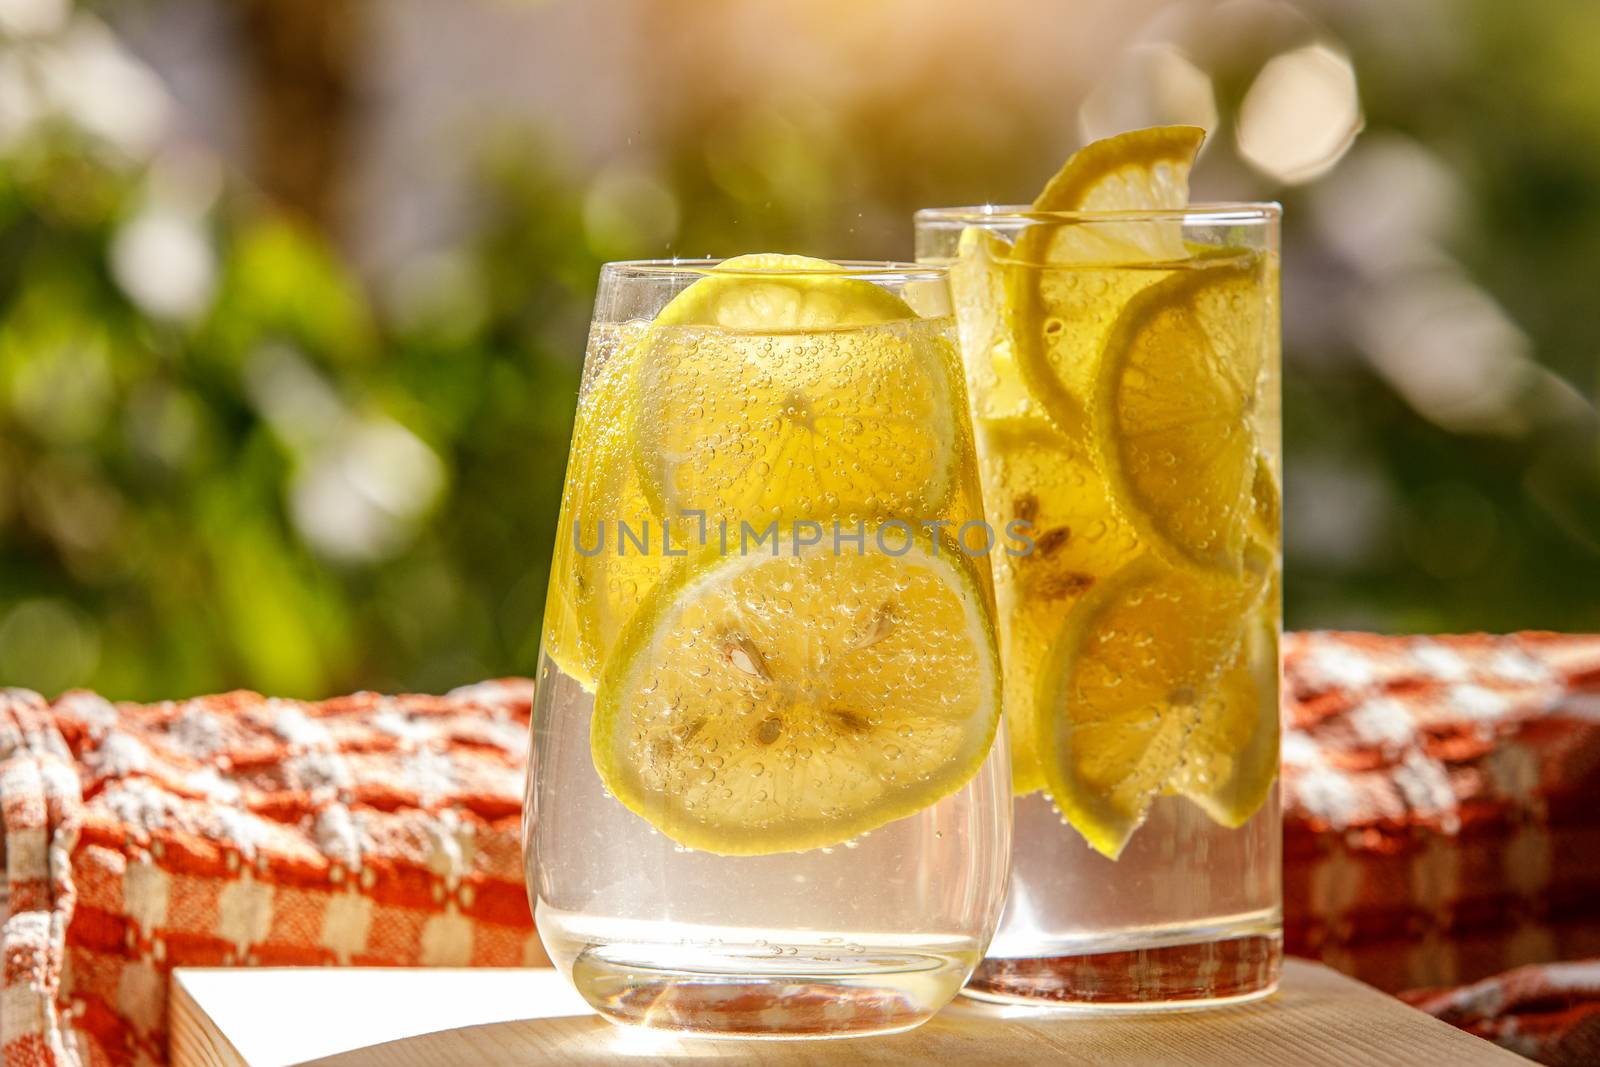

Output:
xmin=567 ymin=942 xmax=972 ymax=1038
xmin=964 ymin=931 xmax=1282 ymax=1010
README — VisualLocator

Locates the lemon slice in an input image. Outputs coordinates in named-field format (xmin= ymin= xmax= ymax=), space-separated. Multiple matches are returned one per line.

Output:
xmin=593 ymin=528 xmax=1001 ymax=856
xmin=654 ymin=253 xmax=918 ymax=329
xmin=1095 ymin=256 xmax=1269 ymax=575
xmin=1251 ymin=454 xmax=1281 ymax=542
xmin=952 ymin=230 xmax=1035 ymax=422
xmin=1033 ymin=125 xmax=1204 ymax=214
xmin=973 ymin=417 xmax=1140 ymax=796
xmin=542 ymin=325 xmax=643 ymax=689
xmin=1172 ymin=621 xmax=1280 ymax=827
xmin=544 ymin=320 xmax=700 ymax=691
xmin=546 ymin=255 xmax=967 ymax=692
xmin=635 ymin=254 xmax=958 ymax=522
xmin=1026 ymin=124 xmax=1203 ymax=266
xmin=1036 ymin=554 xmax=1262 ymax=859
xmin=1005 ymin=126 xmax=1205 ymax=435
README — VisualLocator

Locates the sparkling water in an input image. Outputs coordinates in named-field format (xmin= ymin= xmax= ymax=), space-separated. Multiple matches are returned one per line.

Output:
xmin=525 ymin=655 xmax=1011 ymax=1036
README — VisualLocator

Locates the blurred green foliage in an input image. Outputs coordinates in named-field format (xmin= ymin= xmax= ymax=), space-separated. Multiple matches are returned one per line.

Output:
xmin=1 ymin=0 xmax=1597 ymax=701
xmin=1279 ymin=0 xmax=1600 ymax=633
xmin=0 ymin=117 xmax=591 ymax=699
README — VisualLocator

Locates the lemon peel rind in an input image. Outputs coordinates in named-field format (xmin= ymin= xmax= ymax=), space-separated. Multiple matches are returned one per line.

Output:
xmin=1034 ymin=555 xmax=1174 ymax=859
xmin=1032 ymin=126 xmax=1207 ymax=213
xmin=1005 ymin=126 xmax=1206 ymax=437
xmin=543 ymin=339 xmax=641 ymax=692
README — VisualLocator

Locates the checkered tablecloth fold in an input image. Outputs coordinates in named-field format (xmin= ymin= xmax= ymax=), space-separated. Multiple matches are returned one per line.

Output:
xmin=4 ymin=680 xmax=542 ymax=1067
xmin=1 ymin=633 xmax=1598 ymax=1066
xmin=1282 ymin=632 xmax=1600 ymax=995
xmin=2 ymin=688 xmax=83 ymax=1067
xmin=1402 ymin=959 xmax=1600 ymax=1066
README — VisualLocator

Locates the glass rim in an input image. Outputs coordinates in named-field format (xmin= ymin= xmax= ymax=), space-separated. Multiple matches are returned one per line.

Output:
xmin=600 ymin=258 xmax=948 ymax=283
xmin=914 ymin=201 xmax=1281 ymax=226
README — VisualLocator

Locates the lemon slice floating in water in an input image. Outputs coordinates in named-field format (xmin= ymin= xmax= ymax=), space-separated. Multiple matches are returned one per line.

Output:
xmin=1035 ymin=552 xmax=1266 ymax=859
xmin=1171 ymin=620 xmax=1281 ymax=828
xmin=949 ymin=128 xmax=1282 ymax=846
xmin=653 ymin=253 xmax=918 ymax=329
xmin=973 ymin=417 xmax=1140 ymax=797
xmin=593 ymin=528 xmax=1001 ymax=856
xmin=541 ymin=324 xmax=643 ymax=691
xmin=1006 ymin=126 xmax=1205 ymax=437
xmin=1094 ymin=256 xmax=1270 ymax=576
xmin=547 ymin=254 xmax=964 ymax=691
xmin=635 ymin=254 xmax=959 ymax=523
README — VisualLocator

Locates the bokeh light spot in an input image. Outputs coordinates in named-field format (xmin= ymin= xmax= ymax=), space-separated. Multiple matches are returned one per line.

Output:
xmin=1237 ymin=43 xmax=1362 ymax=184
xmin=1309 ymin=134 xmax=1463 ymax=274
xmin=1356 ymin=273 xmax=1535 ymax=435
xmin=41 ymin=17 xmax=171 ymax=155
xmin=111 ymin=210 xmax=217 ymax=320
xmin=0 ymin=0 xmax=67 ymax=38
xmin=289 ymin=417 xmax=446 ymax=564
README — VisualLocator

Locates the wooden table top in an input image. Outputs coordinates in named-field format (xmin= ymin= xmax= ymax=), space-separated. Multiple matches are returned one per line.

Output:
xmin=169 ymin=958 xmax=1527 ymax=1067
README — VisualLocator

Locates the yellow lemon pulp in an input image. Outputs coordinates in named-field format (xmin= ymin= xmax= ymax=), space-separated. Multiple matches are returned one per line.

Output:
xmin=546 ymin=255 xmax=968 ymax=694
xmin=1095 ymin=256 xmax=1270 ymax=576
xmin=1172 ymin=621 xmax=1281 ymax=827
xmin=972 ymin=417 xmax=1140 ymax=796
xmin=592 ymin=530 xmax=1000 ymax=856
xmin=541 ymin=322 xmax=645 ymax=690
xmin=1035 ymin=553 xmax=1267 ymax=859
xmin=554 ymin=254 xmax=998 ymax=854
xmin=636 ymin=254 xmax=959 ymax=523
xmin=1009 ymin=126 xmax=1204 ymax=436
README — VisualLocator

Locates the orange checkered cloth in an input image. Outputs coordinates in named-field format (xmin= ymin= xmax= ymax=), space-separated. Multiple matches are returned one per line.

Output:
xmin=0 ymin=679 xmax=542 ymax=1067
xmin=1401 ymin=960 xmax=1600 ymax=1067
xmin=3 ymin=633 xmax=1599 ymax=1065
xmin=1282 ymin=632 xmax=1600 ymax=995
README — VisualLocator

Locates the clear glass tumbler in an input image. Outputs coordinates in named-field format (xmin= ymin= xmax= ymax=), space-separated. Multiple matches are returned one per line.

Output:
xmin=523 ymin=257 xmax=1012 ymax=1037
xmin=916 ymin=206 xmax=1282 ymax=1008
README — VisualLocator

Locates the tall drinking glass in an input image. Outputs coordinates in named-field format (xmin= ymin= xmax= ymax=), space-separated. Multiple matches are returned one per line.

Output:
xmin=916 ymin=207 xmax=1282 ymax=1008
xmin=524 ymin=257 xmax=1012 ymax=1037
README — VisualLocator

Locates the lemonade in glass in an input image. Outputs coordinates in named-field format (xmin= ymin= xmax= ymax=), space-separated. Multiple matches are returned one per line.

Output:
xmin=523 ymin=256 xmax=1011 ymax=1036
xmin=917 ymin=128 xmax=1283 ymax=1007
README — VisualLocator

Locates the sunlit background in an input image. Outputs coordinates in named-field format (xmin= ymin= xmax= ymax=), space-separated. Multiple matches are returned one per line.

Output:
xmin=1 ymin=0 xmax=1597 ymax=700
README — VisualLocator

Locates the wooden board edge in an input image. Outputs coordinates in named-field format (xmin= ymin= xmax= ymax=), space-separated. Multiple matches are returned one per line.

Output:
xmin=169 ymin=970 xmax=252 ymax=1067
